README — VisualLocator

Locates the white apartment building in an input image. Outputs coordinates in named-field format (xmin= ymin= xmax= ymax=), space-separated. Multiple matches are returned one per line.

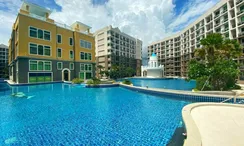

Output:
xmin=148 ymin=0 xmax=244 ymax=78
xmin=0 ymin=44 xmax=8 ymax=78
xmin=94 ymin=25 xmax=142 ymax=76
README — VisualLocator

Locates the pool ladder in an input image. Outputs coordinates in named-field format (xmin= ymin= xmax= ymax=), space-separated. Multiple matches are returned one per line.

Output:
xmin=221 ymin=91 xmax=244 ymax=104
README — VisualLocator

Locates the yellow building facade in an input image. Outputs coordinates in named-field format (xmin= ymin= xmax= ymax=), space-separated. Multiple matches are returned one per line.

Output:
xmin=9 ymin=1 xmax=95 ymax=84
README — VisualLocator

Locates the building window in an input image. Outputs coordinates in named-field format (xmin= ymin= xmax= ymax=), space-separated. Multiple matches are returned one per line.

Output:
xmin=57 ymin=34 xmax=62 ymax=43
xmin=30 ymin=43 xmax=37 ymax=54
xmin=29 ymin=73 xmax=52 ymax=83
xmin=38 ymin=61 xmax=44 ymax=70
xmin=29 ymin=27 xmax=37 ymax=38
xmin=80 ymin=39 xmax=92 ymax=49
xmin=29 ymin=60 xmax=52 ymax=71
xmin=38 ymin=45 xmax=44 ymax=55
xmin=44 ymin=31 xmax=51 ymax=41
xmin=70 ymin=50 xmax=74 ymax=59
xmin=44 ymin=62 xmax=51 ymax=71
xmin=44 ymin=46 xmax=51 ymax=56
xmin=38 ymin=29 xmax=43 ymax=39
xmin=30 ymin=60 xmax=37 ymax=71
xmin=57 ymin=62 xmax=63 ymax=70
xmin=69 ymin=38 xmax=73 ymax=46
xmin=80 ymin=52 xmax=85 ymax=60
xmin=80 ymin=63 xmax=92 ymax=80
xmin=70 ymin=63 xmax=74 ymax=70
xmin=29 ymin=26 xmax=50 ymax=41
xmin=241 ymin=16 xmax=244 ymax=22
xmin=29 ymin=43 xmax=51 ymax=56
xmin=57 ymin=48 xmax=62 ymax=58
xmin=80 ymin=52 xmax=92 ymax=60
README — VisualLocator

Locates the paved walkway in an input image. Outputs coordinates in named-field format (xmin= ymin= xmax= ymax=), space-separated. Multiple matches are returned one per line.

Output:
xmin=191 ymin=105 xmax=244 ymax=146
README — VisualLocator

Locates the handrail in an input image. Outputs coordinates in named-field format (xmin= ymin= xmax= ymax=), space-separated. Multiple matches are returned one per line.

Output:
xmin=201 ymin=76 xmax=211 ymax=91
xmin=221 ymin=91 xmax=244 ymax=103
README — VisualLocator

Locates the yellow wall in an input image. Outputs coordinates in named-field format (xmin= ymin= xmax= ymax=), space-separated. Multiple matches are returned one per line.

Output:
xmin=13 ymin=13 xmax=95 ymax=63
xmin=74 ymin=32 xmax=95 ymax=63
xmin=18 ymin=14 xmax=56 ymax=59
xmin=56 ymin=27 xmax=74 ymax=61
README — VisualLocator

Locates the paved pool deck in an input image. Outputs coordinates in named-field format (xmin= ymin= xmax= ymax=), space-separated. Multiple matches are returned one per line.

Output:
xmin=182 ymin=103 xmax=244 ymax=146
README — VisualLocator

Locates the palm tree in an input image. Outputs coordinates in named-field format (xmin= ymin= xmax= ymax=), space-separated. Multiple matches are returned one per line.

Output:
xmin=195 ymin=33 xmax=242 ymax=66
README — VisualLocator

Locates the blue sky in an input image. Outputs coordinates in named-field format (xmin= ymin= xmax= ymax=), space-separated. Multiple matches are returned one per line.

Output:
xmin=0 ymin=0 xmax=220 ymax=57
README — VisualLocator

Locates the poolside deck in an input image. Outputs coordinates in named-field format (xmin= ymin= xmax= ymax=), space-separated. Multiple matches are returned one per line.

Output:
xmin=182 ymin=103 xmax=244 ymax=146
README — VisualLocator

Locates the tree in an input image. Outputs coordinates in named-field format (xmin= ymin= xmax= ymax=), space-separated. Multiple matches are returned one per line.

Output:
xmin=187 ymin=33 xmax=242 ymax=91
xmin=97 ymin=65 xmax=104 ymax=78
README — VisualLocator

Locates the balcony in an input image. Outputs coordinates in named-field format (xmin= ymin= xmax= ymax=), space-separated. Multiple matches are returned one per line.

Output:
xmin=236 ymin=0 xmax=244 ymax=5
xmin=237 ymin=10 xmax=244 ymax=15
xmin=215 ymin=23 xmax=220 ymax=27
xmin=239 ymin=32 xmax=244 ymax=37
xmin=214 ymin=14 xmax=220 ymax=19
xmin=238 ymin=21 xmax=244 ymax=26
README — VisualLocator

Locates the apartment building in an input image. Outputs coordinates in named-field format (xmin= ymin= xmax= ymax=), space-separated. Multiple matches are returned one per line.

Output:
xmin=8 ymin=1 xmax=95 ymax=84
xmin=148 ymin=0 xmax=244 ymax=78
xmin=0 ymin=44 xmax=8 ymax=78
xmin=94 ymin=26 xmax=142 ymax=76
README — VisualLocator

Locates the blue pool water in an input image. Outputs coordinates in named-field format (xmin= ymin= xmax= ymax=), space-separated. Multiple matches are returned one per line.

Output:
xmin=0 ymin=83 xmax=190 ymax=145
xmin=126 ymin=78 xmax=196 ymax=90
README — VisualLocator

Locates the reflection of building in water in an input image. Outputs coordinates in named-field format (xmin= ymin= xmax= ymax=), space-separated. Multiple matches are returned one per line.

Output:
xmin=141 ymin=53 xmax=164 ymax=78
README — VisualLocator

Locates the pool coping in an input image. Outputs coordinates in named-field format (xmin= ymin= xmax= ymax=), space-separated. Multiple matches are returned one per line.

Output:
xmin=182 ymin=103 xmax=244 ymax=146
xmin=119 ymin=83 xmax=243 ymax=99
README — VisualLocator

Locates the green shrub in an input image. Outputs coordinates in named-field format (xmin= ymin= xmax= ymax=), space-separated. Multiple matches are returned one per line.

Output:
xmin=92 ymin=77 xmax=101 ymax=85
xmin=86 ymin=80 xmax=93 ymax=85
xmin=72 ymin=78 xmax=84 ymax=84
xmin=122 ymin=79 xmax=132 ymax=85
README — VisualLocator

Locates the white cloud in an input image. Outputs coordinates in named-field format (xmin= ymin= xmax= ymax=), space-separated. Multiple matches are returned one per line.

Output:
xmin=0 ymin=0 xmax=21 ymax=45
xmin=0 ymin=0 xmax=220 ymax=58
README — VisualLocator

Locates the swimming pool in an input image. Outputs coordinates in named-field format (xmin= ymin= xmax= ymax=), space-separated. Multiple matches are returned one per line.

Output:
xmin=0 ymin=83 xmax=190 ymax=145
xmin=125 ymin=78 xmax=196 ymax=90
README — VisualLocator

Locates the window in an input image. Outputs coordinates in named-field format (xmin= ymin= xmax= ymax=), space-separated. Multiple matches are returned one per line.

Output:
xmin=57 ymin=34 xmax=62 ymax=43
xmin=29 ymin=27 xmax=37 ymax=38
xmin=44 ymin=31 xmax=50 ymax=41
xmin=30 ymin=43 xmax=37 ymax=55
xmin=88 ymin=53 xmax=92 ymax=60
xmin=44 ymin=62 xmax=51 ymax=71
xmin=70 ymin=50 xmax=74 ymax=59
xmin=38 ymin=61 xmax=44 ymax=70
xmin=44 ymin=46 xmax=51 ymax=56
xmin=70 ymin=63 xmax=74 ymax=70
xmin=241 ymin=5 xmax=244 ymax=11
xmin=29 ymin=73 xmax=52 ymax=83
xmin=80 ymin=63 xmax=92 ymax=80
xmin=80 ymin=39 xmax=92 ymax=49
xmin=69 ymin=38 xmax=73 ymax=46
xmin=80 ymin=52 xmax=92 ymax=60
xmin=30 ymin=60 xmax=37 ymax=71
xmin=38 ymin=29 xmax=43 ymax=39
xmin=80 ymin=64 xmax=92 ymax=71
xmin=30 ymin=43 xmax=51 ymax=56
xmin=29 ymin=60 xmax=51 ymax=71
xmin=57 ymin=62 xmax=63 ymax=70
xmin=57 ymin=48 xmax=62 ymax=58
xmin=80 ymin=52 xmax=85 ymax=60
xmin=241 ymin=16 xmax=244 ymax=22
xmin=38 ymin=45 xmax=43 ymax=55
xmin=29 ymin=26 xmax=51 ymax=41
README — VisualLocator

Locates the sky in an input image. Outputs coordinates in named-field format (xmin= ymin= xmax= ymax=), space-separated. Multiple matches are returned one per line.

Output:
xmin=0 ymin=0 xmax=220 ymax=58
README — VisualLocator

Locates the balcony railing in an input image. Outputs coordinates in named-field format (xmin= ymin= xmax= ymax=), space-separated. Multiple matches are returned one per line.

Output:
xmin=236 ymin=0 xmax=244 ymax=5
xmin=30 ymin=13 xmax=46 ymax=21
xmin=237 ymin=10 xmax=244 ymax=15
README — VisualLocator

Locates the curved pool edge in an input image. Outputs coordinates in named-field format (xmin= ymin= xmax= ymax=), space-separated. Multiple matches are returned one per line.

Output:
xmin=119 ymin=83 xmax=240 ymax=101
xmin=182 ymin=103 xmax=244 ymax=146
